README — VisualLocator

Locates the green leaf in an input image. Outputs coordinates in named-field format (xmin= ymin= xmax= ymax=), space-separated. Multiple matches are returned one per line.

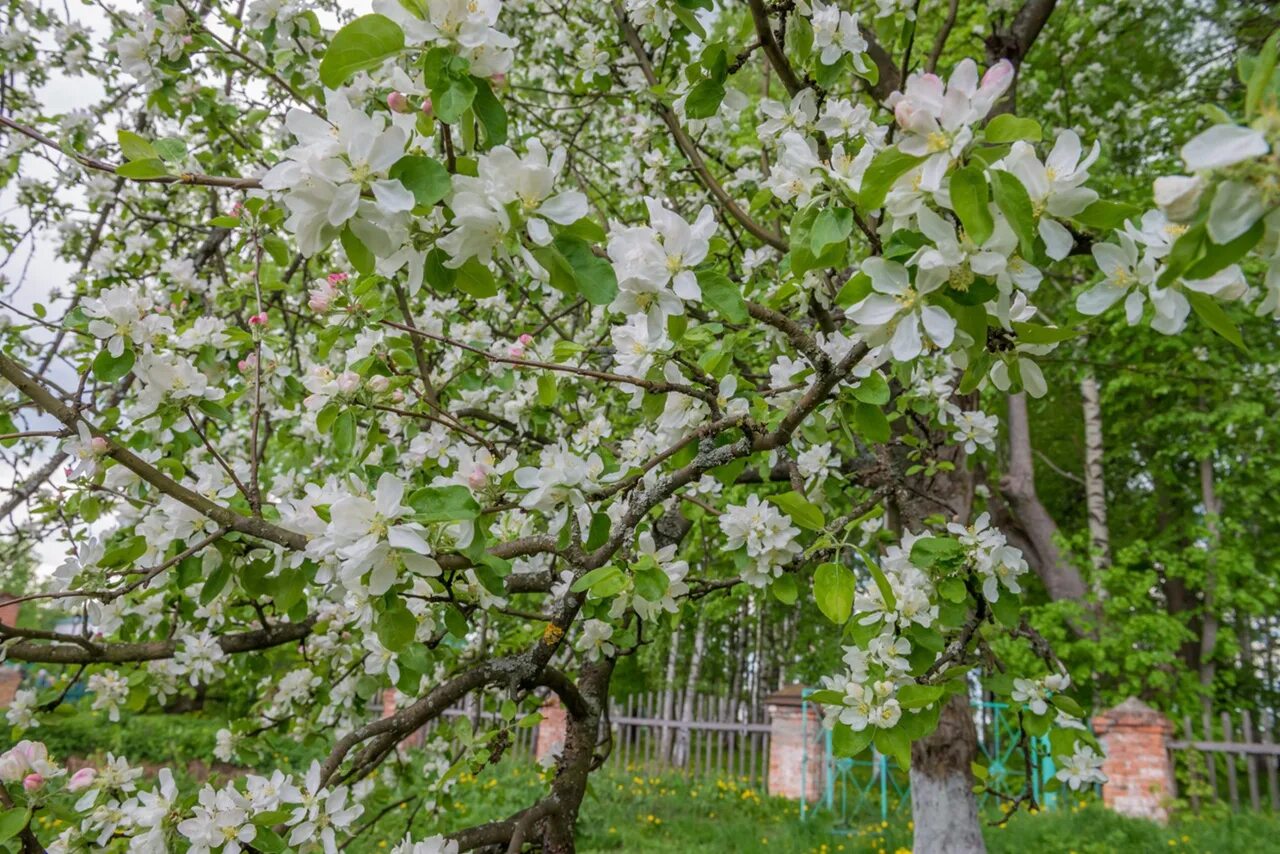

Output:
xmin=319 ymin=14 xmax=405 ymax=89
xmin=684 ymin=78 xmax=726 ymax=119
xmin=117 ymin=130 xmax=158 ymax=161
xmin=153 ymin=137 xmax=187 ymax=162
xmin=950 ymin=166 xmax=994 ymax=245
xmin=1050 ymin=693 xmax=1085 ymax=718
xmin=471 ymin=77 xmax=508 ymax=146
xmin=586 ymin=512 xmax=611 ymax=550
xmin=832 ymin=722 xmax=874 ymax=758
xmin=537 ymin=373 xmax=558 ymax=406
xmin=1246 ymin=29 xmax=1280 ymax=118
xmin=455 ymin=259 xmax=497 ymax=298
xmin=696 ymin=268 xmax=748 ymax=323
xmin=333 ymin=410 xmax=356 ymax=455
xmin=858 ymin=149 xmax=927 ymax=211
xmin=938 ymin=577 xmax=967 ymax=603
xmin=0 ymin=808 xmax=29 ymax=843
xmin=633 ymin=565 xmax=669 ymax=601
xmin=768 ymin=491 xmax=825 ymax=531
xmin=376 ymin=603 xmax=418 ymax=651
xmin=770 ymin=573 xmax=798 ymax=605
xmin=670 ymin=3 xmax=706 ymax=38
xmin=407 ymin=485 xmax=481 ymax=522
xmin=389 ymin=155 xmax=451 ymax=207
xmin=990 ymin=591 xmax=1020 ymax=626
xmin=1185 ymin=217 xmax=1264 ymax=279
xmin=909 ymin=536 xmax=965 ymax=569
xmin=251 ymin=826 xmax=287 ymax=853
xmin=984 ymin=115 xmax=1042 ymax=143
xmin=1011 ymin=321 xmax=1081 ymax=345
xmin=813 ymin=561 xmax=855 ymax=624
xmin=571 ymin=565 xmax=621 ymax=593
xmin=115 ymin=158 xmax=170 ymax=179
xmin=851 ymin=371 xmax=889 ymax=405
xmin=874 ymin=726 xmax=911 ymax=769
xmin=340 ymin=225 xmax=374 ymax=276
xmin=93 ymin=346 xmax=135 ymax=382
xmin=555 ymin=235 xmax=617 ymax=305
xmin=897 ymin=684 xmax=945 ymax=710
xmin=1186 ymin=290 xmax=1246 ymax=351
xmin=810 ymin=207 xmax=854 ymax=257
xmin=1073 ymin=199 xmax=1142 ymax=231
xmin=854 ymin=545 xmax=897 ymax=613
xmin=854 ymin=401 xmax=889 ymax=443
xmin=435 ymin=75 xmax=477 ymax=124
xmin=989 ymin=170 xmax=1035 ymax=257
xmin=836 ymin=272 xmax=873 ymax=308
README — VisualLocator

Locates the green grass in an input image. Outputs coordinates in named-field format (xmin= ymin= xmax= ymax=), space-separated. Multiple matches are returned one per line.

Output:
xmin=350 ymin=760 xmax=1280 ymax=853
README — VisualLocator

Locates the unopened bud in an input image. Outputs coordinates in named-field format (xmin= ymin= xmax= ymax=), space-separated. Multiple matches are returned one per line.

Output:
xmin=337 ymin=371 xmax=361 ymax=394
xmin=387 ymin=91 xmax=412 ymax=114
xmin=421 ymin=98 xmax=434 ymax=118
xmin=367 ymin=375 xmax=390 ymax=393
xmin=23 ymin=773 xmax=43 ymax=791
xmin=89 ymin=436 xmax=109 ymax=455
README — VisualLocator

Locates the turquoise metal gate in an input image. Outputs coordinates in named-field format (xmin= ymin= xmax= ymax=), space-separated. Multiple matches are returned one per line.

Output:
xmin=799 ymin=690 xmax=1060 ymax=825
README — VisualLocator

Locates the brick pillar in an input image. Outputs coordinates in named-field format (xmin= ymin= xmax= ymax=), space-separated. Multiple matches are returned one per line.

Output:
xmin=765 ymin=684 xmax=824 ymax=802
xmin=0 ymin=592 xmax=19 ymax=628
xmin=0 ymin=670 xmax=20 ymax=708
xmin=535 ymin=696 xmax=567 ymax=763
xmin=1092 ymin=697 xmax=1174 ymax=823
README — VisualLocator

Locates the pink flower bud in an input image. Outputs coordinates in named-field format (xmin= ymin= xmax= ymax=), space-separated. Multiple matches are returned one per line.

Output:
xmin=337 ymin=371 xmax=361 ymax=394
xmin=508 ymin=345 xmax=525 ymax=358
xmin=308 ymin=290 xmax=332 ymax=313
xmin=390 ymin=390 xmax=405 ymax=403
xmin=421 ymin=98 xmax=434 ymax=118
xmin=23 ymin=773 xmax=43 ymax=791
xmin=327 ymin=272 xmax=349 ymax=285
xmin=67 ymin=767 xmax=96 ymax=791
xmin=491 ymin=73 xmax=507 ymax=89
xmin=468 ymin=468 xmax=488 ymax=489
xmin=387 ymin=91 xmax=412 ymax=114
xmin=367 ymin=375 xmax=390 ymax=393
xmin=89 ymin=436 xmax=109 ymax=455
xmin=248 ymin=311 xmax=269 ymax=327
xmin=518 ymin=333 xmax=534 ymax=345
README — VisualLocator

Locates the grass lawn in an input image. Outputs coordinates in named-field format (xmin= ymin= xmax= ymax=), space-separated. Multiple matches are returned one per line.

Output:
xmin=353 ymin=760 xmax=1280 ymax=853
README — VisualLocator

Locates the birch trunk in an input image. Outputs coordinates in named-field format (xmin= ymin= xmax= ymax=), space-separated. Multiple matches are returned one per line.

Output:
xmin=1080 ymin=373 xmax=1111 ymax=574
xmin=911 ymin=695 xmax=985 ymax=854
xmin=673 ymin=615 xmax=706 ymax=766
xmin=1198 ymin=456 xmax=1222 ymax=714
xmin=658 ymin=626 xmax=681 ymax=761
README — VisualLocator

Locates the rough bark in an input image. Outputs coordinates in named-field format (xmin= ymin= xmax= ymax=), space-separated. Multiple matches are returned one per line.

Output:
xmin=891 ymin=422 xmax=982 ymax=852
xmin=998 ymin=392 xmax=1089 ymax=603
xmin=910 ymin=694 xmax=985 ymax=854
xmin=1080 ymin=373 xmax=1111 ymax=574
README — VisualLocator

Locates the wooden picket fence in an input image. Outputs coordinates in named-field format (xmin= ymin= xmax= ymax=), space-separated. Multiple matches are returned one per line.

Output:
xmin=1170 ymin=709 xmax=1280 ymax=812
xmin=382 ymin=690 xmax=770 ymax=788
xmin=604 ymin=691 xmax=772 ymax=789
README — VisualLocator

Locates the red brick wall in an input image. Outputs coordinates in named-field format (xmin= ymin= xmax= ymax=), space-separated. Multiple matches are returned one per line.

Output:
xmin=766 ymin=694 xmax=824 ymax=802
xmin=1092 ymin=697 xmax=1174 ymax=823
xmin=535 ymin=697 xmax=566 ymax=763
xmin=0 ymin=669 xmax=22 ymax=708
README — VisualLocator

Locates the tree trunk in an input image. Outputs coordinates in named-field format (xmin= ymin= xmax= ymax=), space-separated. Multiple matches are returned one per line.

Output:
xmin=997 ymin=392 xmax=1089 ymax=603
xmin=673 ymin=615 xmax=706 ymax=766
xmin=889 ymin=421 xmax=984 ymax=853
xmin=658 ymin=626 xmax=681 ymax=761
xmin=1080 ymin=373 xmax=1111 ymax=575
xmin=1198 ymin=455 xmax=1222 ymax=712
xmin=911 ymin=694 xmax=985 ymax=854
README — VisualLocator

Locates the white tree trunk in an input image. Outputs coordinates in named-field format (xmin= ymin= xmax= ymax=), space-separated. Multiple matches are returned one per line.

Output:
xmin=910 ymin=695 xmax=986 ymax=854
xmin=658 ymin=627 xmax=681 ymax=761
xmin=1080 ymin=373 xmax=1111 ymax=575
xmin=672 ymin=616 xmax=706 ymax=766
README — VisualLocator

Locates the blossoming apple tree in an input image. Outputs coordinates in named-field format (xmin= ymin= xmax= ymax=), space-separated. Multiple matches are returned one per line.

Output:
xmin=0 ymin=1 xmax=1275 ymax=852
